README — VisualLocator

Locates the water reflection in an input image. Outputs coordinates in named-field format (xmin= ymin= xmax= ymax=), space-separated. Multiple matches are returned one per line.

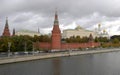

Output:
xmin=0 ymin=52 xmax=120 ymax=75
xmin=52 ymin=58 xmax=61 ymax=75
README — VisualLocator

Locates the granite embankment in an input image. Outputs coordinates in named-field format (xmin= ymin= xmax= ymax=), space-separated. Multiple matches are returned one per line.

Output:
xmin=0 ymin=48 xmax=120 ymax=64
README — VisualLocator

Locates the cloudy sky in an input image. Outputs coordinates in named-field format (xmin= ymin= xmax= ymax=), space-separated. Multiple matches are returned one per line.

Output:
xmin=0 ymin=0 xmax=120 ymax=36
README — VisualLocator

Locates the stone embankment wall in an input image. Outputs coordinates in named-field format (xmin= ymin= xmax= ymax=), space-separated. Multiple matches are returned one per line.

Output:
xmin=0 ymin=48 xmax=120 ymax=65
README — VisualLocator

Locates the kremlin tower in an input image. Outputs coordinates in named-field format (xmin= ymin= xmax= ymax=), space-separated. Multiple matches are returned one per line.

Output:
xmin=2 ymin=17 xmax=10 ymax=37
xmin=89 ymin=34 xmax=94 ymax=42
xmin=51 ymin=10 xmax=61 ymax=50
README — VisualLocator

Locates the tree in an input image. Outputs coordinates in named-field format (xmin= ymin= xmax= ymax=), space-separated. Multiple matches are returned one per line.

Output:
xmin=0 ymin=37 xmax=12 ymax=52
xmin=112 ymin=38 xmax=119 ymax=44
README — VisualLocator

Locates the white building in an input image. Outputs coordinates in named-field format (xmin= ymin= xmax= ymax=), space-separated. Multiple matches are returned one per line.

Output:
xmin=62 ymin=25 xmax=98 ymax=38
xmin=15 ymin=30 xmax=40 ymax=37
xmin=96 ymin=24 xmax=109 ymax=38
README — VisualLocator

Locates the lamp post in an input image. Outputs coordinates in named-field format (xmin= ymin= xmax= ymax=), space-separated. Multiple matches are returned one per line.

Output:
xmin=8 ymin=42 xmax=11 ymax=57
xmin=24 ymin=42 xmax=28 ymax=55
xmin=32 ymin=43 xmax=35 ymax=55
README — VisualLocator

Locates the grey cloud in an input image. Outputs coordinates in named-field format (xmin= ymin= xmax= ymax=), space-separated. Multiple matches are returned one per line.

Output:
xmin=1 ymin=0 xmax=120 ymax=35
xmin=1 ymin=0 xmax=120 ymax=17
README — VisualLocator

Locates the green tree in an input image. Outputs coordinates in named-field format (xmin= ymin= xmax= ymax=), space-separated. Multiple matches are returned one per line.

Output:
xmin=112 ymin=38 xmax=119 ymax=44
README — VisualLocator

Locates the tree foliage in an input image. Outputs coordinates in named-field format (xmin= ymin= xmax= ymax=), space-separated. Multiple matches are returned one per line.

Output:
xmin=65 ymin=36 xmax=89 ymax=43
xmin=0 ymin=35 xmax=51 ymax=52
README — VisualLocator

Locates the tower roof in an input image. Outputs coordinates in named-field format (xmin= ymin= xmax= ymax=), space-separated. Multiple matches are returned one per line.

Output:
xmin=54 ymin=9 xmax=59 ymax=25
xmin=52 ymin=9 xmax=61 ymax=33
xmin=2 ymin=17 xmax=10 ymax=36
xmin=5 ymin=17 xmax=8 ymax=27
xmin=12 ymin=28 xmax=15 ymax=36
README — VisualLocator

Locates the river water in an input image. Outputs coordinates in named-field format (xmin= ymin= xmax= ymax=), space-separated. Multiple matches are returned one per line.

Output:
xmin=0 ymin=51 xmax=120 ymax=75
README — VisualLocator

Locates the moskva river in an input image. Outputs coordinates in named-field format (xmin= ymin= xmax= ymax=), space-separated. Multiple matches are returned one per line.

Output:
xmin=0 ymin=51 xmax=120 ymax=75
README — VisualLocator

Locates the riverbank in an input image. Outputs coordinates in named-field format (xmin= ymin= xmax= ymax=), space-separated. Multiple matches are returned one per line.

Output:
xmin=0 ymin=48 xmax=120 ymax=65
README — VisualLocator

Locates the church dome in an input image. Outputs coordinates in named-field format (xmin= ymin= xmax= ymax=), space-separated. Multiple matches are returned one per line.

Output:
xmin=75 ymin=25 xmax=83 ymax=30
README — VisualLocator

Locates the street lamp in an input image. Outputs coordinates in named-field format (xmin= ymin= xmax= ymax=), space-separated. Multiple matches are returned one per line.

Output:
xmin=24 ymin=42 xmax=28 ymax=55
xmin=32 ymin=43 xmax=35 ymax=55
xmin=8 ymin=42 xmax=11 ymax=57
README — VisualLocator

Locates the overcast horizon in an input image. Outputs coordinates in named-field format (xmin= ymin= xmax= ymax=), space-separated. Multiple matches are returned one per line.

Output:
xmin=1 ymin=0 xmax=120 ymax=36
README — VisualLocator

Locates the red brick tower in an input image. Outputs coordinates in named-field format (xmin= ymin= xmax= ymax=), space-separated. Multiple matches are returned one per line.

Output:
xmin=89 ymin=33 xmax=94 ymax=42
xmin=2 ymin=17 xmax=10 ymax=36
xmin=89 ymin=33 xmax=94 ymax=47
xmin=51 ymin=10 xmax=61 ymax=50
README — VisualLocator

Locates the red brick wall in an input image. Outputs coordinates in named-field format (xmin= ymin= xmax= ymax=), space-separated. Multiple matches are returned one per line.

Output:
xmin=34 ymin=42 xmax=100 ymax=50
xmin=61 ymin=42 xmax=100 ymax=49
xmin=34 ymin=42 xmax=51 ymax=49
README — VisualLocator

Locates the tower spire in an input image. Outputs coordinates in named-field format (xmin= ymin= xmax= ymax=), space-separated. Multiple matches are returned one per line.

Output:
xmin=6 ymin=17 xmax=8 ymax=27
xmin=12 ymin=28 xmax=15 ymax=36
xmin=2 ymin=17 xmax=10 ymax=36
xmin=54 ymin=8 xmax=59 ymax=25
xmin=52 ymin=9 xmax=61 ymax=33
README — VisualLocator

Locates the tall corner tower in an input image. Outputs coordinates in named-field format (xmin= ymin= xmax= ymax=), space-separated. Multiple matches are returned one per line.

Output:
xmin=2 ymin=17 xmax=10 ymax=37
xmin=51 ymin=10 xmax=61 ymax=50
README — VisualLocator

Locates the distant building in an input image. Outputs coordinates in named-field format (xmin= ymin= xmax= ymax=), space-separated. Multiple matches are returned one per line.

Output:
xmin=62 ymin=25 xmax=98 ymax=38
xmin=2 ymin=17 xmax=11 ymax=37
xmin=15 ymin=30 xmax=40 ymax=37
xmin=96 ymin=24 xmax=109 ymax=38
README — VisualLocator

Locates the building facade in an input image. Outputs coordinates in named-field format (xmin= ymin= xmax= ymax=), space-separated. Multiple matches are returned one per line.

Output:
xmin=62 ymin=25 xmax=98 ymax=38
xmin=15 ymin=30 xmax=40 ymax=37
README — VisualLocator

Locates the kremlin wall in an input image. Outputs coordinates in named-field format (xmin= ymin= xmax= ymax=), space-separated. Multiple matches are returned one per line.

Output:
xmin=1 ymin=11 xmax=100 ymax=50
